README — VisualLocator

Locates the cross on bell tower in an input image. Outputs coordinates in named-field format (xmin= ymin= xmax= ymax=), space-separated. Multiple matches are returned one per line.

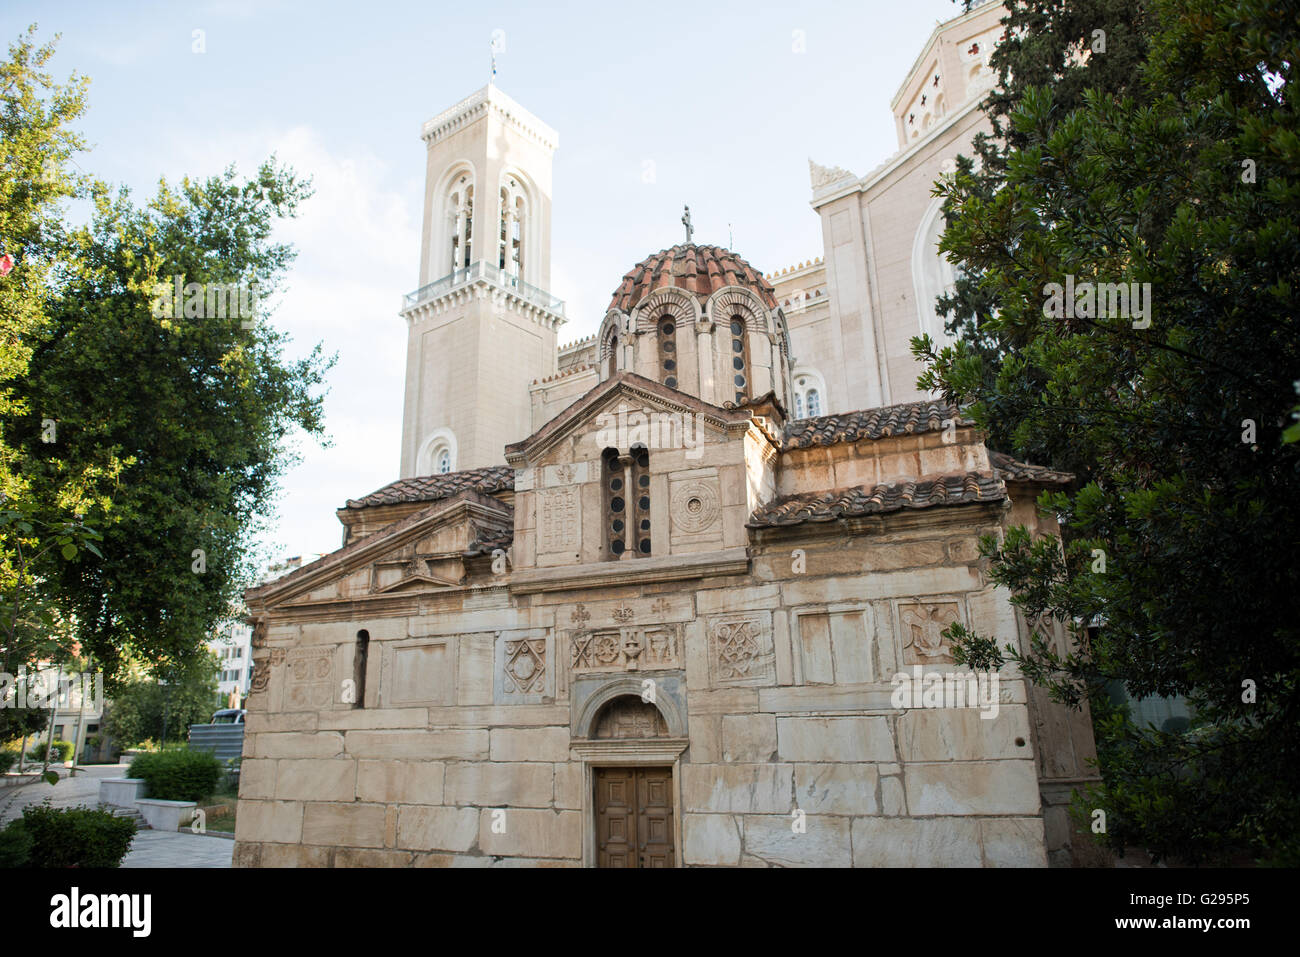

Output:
xmin=681 ymin=205 xmax=693 ymax=243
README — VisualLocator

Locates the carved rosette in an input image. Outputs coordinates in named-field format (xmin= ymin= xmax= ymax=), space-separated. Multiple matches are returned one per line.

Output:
xmin=669 ymin=480 xmax=721 ymax=535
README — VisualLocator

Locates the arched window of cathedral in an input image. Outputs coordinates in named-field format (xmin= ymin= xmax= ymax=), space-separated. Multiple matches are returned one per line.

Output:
xmin=498 ymin=187 xmax=509 ymax=272
xmin=792 ymin=371 xmax=828 ymax=420
xmin=449 ymin=183 xmax=474 ymax=272
xmin=658 ymin=316 xmax=677 ymax=389
xmin=513 ymin=194 xmax=525 ymax=278
xmin=418 ymin=428 xmax=457 ymax=476
xmin=730 ymin=315 xmax=750 ymax=404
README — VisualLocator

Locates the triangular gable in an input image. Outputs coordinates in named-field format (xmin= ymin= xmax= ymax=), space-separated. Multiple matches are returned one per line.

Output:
xmin=246 ymin=489 xmax=510 ymax=611
xmin=505 ymin=371 xmax=753 ymax=467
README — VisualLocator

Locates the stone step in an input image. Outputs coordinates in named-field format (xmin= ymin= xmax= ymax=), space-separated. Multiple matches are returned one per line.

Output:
xmin=99 ymin=803 xmax=149 ymax=827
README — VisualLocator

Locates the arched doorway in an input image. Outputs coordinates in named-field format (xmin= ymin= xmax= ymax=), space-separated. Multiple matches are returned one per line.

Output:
xmin=587 ymin=695 xmax=677 ymax=868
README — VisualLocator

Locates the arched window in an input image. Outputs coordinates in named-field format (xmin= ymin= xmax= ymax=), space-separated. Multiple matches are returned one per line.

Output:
xmin=449 ymin=182 xmax=474 ymax=273
xmin=603 ymin=446 xmax=651 ymax=559
xmin=498 ymin=179 xmax=526 ymax=279
xmin=352 ymin=630 xmax=370 ymax=710
xmin=729 ymin=315 xmax=749 ymax=404
xmin=792 ymin=372 xmax=828 ymax=420
xmin=418 ymin=428 xmax=457 ymax=476
xmin=658 ymin=316 xmax=677 ymax=389
xmin=604 ymin=330 xmax=618 ymax=379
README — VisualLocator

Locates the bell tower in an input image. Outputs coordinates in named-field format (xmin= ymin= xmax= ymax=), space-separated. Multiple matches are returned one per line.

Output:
xmin=399 ymin=83 xmax=565 ymax=476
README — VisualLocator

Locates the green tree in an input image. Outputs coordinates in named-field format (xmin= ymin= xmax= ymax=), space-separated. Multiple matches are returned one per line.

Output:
xmin=918 ymin=0 xmax=1300 ymax=864
xmin=1 ymin=26 xmax=334 ymax=687
xmin=927 ymin=0 xmax=1153 ymax=455
xmin=0 ymin=27 xmax=102 ymax=732
xmin=101 ymin=652 xmax=219 ymax=749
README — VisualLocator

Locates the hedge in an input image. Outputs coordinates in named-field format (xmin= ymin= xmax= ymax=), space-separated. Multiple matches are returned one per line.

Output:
xmin=128 ymin=747 xmax=222 ymax=802
xmin=3 ymin=803 xmax=137 ymax=868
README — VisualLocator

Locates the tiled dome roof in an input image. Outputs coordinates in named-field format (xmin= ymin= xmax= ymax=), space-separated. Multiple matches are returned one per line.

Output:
xmin=608 ymin=244 xmax=778 ymax=313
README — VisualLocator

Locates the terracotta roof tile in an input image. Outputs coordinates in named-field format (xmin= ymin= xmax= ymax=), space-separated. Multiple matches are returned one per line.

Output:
xmin=748 ymin=472 xmax=1006 ymax=528
xmin=345 ymin=465 xmax=514 ymax=509
xmin=782 ymin=400 xmax=971 ymax=449
xmin=609 ymin=244 xmax=778 ymax=313
xmin=464 ymin=527 xmax=513 ymax=557
xmin=989 ymin=450 xmax=1074 ymax=486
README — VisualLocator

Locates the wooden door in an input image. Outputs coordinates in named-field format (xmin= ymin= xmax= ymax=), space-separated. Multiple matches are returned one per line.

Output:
xmin=595 ymin=767 xmax=674 ymax=868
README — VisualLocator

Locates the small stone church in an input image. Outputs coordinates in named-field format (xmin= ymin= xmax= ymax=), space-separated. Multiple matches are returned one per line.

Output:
xmin=235 ymin=7 xmax=1098 ymax=868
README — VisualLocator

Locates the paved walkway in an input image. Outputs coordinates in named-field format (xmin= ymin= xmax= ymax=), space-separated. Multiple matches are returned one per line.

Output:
xmin=2 ymin=762 xmax=233 ymax=868
xmin=122 ymin=829 xmax=233 ymax=868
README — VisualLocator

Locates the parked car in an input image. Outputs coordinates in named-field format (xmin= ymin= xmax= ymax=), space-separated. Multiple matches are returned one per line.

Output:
xmin=209 ymin=708 xmax=245 ymax=725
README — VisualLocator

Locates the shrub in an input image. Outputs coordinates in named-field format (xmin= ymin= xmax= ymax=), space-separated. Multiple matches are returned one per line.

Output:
xmin=26 ymin=740 xmax=74 ymax=762
xmin=15 ymin=802 xmax=136 ymax=868
xmin=128 ymin=747 xmax=222 ymax=802
xmin=0 ymin=820 xmax=33 ymax=867
xmin=0 ymin=750 xmax=16 ymax=774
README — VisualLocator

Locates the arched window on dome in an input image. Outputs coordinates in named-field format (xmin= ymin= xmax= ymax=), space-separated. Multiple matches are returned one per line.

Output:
xmin=729 ymin=315 xmax=750 ymax=404
xmin=794 ymin=392 xmax=805 ymax=419
xmin=658 ymin=316 xmax=677 ymax=389
xmin=807 ymin=388 xmax=822 ymax=417
xmin=437 ymin=450 xmax=451 ymax=474
xmin=604 ymin=329 xmax=618 ymax=379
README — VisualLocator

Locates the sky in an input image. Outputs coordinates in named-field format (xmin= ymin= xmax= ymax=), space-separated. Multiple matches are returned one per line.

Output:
xmin=2 ymin=0 xmax=969 ymax=567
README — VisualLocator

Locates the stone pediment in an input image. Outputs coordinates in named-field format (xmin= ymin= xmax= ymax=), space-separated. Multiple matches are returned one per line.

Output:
xmin=505 ymin=371 xmax=752 ymax=468
xmin=245 ymin=489 xmax=511 ymax=612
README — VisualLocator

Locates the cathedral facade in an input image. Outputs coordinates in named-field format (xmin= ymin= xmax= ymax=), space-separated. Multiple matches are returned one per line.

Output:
xmin=235 ymin=2 xmax=1099 ymax=868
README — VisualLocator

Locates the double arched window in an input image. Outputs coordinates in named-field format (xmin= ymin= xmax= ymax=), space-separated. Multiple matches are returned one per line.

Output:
xmin=603 ymin=446 xmax=651 ymax=559
xmin=792 ymin=371 xmax=827 ymax=420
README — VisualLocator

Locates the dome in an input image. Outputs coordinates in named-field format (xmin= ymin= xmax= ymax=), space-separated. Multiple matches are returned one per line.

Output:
xmin=608 ymin=244 xmax=778 ymax=314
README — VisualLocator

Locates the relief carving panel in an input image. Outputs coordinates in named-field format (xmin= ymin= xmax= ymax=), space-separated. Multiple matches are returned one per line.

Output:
xmin=706 ymin=612 xmax=775 ymax=687
xmin=537 ymin=486 xmax=581 ymax=553
xmin=570 ymin=624 xmax=682 ymax=674
xmin=669 ymin=479 xmax=721 ymax=536
xmin=898 ymin=600 xmax=961 ymax=665
xmin=283 ymin=648 xmax=333 ymax=710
